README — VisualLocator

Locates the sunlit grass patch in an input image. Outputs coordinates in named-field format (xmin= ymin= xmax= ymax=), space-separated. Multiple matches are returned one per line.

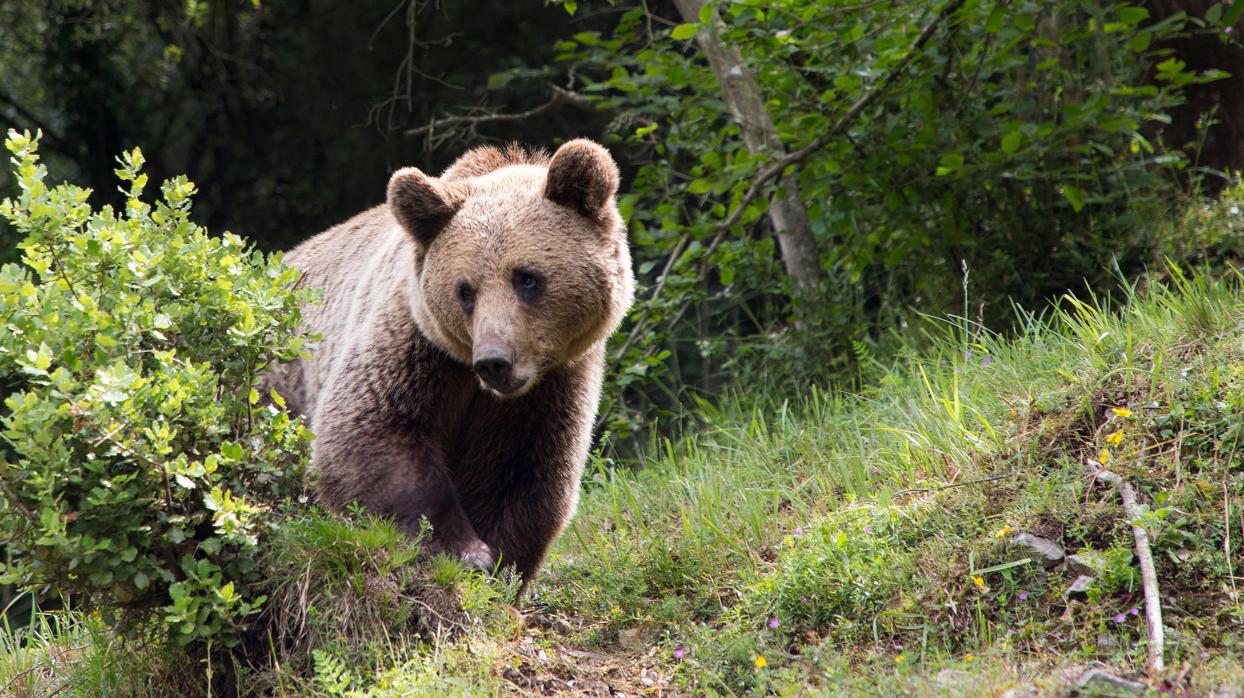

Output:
xmin=748 ymin=507 xmax=917 ymax=646
xmin=0 ymin=605 xmax=155 ymax=697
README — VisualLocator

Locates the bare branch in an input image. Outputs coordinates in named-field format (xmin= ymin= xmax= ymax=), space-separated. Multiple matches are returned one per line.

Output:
xmin=0 ymin=89 xmax=66 ymax=149
xmin=607 ymin=234 xmax=689 ymax=364
xmin=1086 ymin=453 xmax=1165 ymax=676
xmin=365 ymin=0 xmax=463 ymax=136
xmin=369 ymin=0 xmax=411 ymax=50
xmin=1084 ymin=418 xmax=1164 ymax=676
xmin=403 ymin=86 xmax=592 ymax=140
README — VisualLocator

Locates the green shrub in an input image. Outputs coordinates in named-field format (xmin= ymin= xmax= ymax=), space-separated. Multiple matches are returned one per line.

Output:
xmin=0 ymin=130 xmax=312 ymax=649
xmin=1164 ymin=175 xmax=1244 ymax=269
xmin=746 ymin=508 xmax=915 ymax=645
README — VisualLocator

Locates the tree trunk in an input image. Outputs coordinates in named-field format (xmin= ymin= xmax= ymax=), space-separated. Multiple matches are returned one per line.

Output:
xmin=672 ymin=0 xmax=824 ymax=297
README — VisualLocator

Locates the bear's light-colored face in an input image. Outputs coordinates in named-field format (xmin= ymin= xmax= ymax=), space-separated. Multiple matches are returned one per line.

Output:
xmin=388 ymin=140 xmax=633 ymax=398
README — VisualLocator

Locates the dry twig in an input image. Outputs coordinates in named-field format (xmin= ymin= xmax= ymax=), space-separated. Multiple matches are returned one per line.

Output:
xmin=1085 ymin=448 xmax=1165 ymax=676
xmin=404 ymin=86 xmax=591 ymax=142
xmin=891 ymin=472 xmax=1012 ymax=499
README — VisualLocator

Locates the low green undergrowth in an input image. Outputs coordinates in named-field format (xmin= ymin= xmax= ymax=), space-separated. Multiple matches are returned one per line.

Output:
xmin=247 ymin=510 xmax=519 ymax=696
xmin=540 ymin=262 xmax=1244 ymax=695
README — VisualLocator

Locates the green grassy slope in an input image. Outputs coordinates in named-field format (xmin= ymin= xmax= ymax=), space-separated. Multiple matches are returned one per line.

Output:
xmin=529 ymin=266 xmax=1244 ymax=696
xmin=3 ymin=266 xmax=1242 ymax=697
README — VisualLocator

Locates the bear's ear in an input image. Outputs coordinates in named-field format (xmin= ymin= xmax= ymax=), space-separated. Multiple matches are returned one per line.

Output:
xmin=387 ymin=167 xmax=462 ymax=246
xmin=543 ymin=139 xmax=619 ymax=222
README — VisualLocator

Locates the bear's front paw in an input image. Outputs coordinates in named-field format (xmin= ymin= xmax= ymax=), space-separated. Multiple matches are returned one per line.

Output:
xmin=458 ymin=539 xmax=496 ymax=572
xmin=429 ymin=538 xmax=496 ymax=572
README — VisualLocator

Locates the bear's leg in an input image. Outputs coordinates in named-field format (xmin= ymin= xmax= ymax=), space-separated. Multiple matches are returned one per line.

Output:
xmin=453 ymin=367 xmax=600 ymax=592
xmin=498 ymin=502 xmax=562 ymax=582
xmin=313 ymin=428 xmax=495 ymax=570
xmin=463 ymin=469 xmax=579 ymax=590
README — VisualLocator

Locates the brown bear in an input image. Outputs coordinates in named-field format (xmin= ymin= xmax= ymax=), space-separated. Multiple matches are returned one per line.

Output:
xmin=264 ymin=139 xmax=634 ymax=582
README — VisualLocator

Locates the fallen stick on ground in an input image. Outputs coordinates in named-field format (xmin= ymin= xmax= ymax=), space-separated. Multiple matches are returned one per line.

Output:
xmin=1085 ymin=452 xmax=1165 ymax=676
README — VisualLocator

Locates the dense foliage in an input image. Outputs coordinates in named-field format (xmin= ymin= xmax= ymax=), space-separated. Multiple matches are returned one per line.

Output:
xmin=0 ymin=132 xmax=311 ymax=648
xmin=0 ymin=0 xmax=605 ymax=256
xmin=547 ymin=0 xmax=1238 ymax=439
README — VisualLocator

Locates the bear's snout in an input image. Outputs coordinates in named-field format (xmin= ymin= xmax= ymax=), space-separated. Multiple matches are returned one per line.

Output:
xmin=473 ymin=353 xmax=514 ymax=389
xmin=473 ymin=340 xmax=531 ymax=396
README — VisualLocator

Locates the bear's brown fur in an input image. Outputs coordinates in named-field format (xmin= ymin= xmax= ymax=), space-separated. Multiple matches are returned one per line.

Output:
xmin=265 ymin=139 xmax=634 ymax=581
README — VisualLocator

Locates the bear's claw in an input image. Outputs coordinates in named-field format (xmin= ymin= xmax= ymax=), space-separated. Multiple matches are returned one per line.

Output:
xmin=429 ymin=537 xmax=496 ymax=572
xmin=458 ymin=540 xmax=496 ymax=571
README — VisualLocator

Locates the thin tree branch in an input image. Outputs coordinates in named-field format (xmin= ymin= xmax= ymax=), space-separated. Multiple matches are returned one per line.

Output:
xmin=824 ymin=0 xmax=897 ymax=16
xmin=0 ymin=90 xmax=66 ymax=150
xmin=891 ymin=472 xmax=1012 ymax=499
xmin=714 ymin=0 xmax=967 ymax=234
xmin=676 ymin=0 xmax=823 ymax=293
xmin=0 ymin=464 xmax=38 ymax=528
xmin=403 ymin=86 xmax=592 ymax=139
xmin=608 ymin=234 xmax=689 ymax=362
xmin=369 ymin=0 xmax=410 ymax=49
xmin=366 ymin=0 xmax=462 ymax=136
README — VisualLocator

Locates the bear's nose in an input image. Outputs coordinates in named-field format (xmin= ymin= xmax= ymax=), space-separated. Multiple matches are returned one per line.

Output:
xmin=473 ymin=355 xmax=514 ymax=389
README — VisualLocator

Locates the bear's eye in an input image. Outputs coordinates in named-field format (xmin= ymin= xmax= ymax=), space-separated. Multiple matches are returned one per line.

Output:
xmin=513 ymin=268 xmax=545 ymax=302
xmin=455 ymin=281 xmax=476 ymax=312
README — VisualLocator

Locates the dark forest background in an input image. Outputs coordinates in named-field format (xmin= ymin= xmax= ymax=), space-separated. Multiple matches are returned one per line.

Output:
xmin=0 ymin=1 xmax=618 ymax=252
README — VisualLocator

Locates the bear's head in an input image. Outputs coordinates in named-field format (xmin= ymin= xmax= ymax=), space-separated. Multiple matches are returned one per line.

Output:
xmin=387 ymin=139 xmax=634 ymax=398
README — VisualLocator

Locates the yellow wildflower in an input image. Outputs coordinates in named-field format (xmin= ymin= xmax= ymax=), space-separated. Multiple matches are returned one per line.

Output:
xmin=754 ymin=655 xmax=767 ymax=669
xmin=964 ymin=654 xmax=974 ymax=662
xmin=972 ymin=576 xmax=986 ymax=588
xmin=1098 ymin=448 xmax=1111 ymax=464
xmin=1106 ymin=430 xmax=1123 ymax=446
xmin=894 ymin=653 xmax=907 ymax=664
xmin=994 ymin=525 xmax=1014 ymax=539
xmin=1110 ymin=406 xmax=1133 ymax=417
